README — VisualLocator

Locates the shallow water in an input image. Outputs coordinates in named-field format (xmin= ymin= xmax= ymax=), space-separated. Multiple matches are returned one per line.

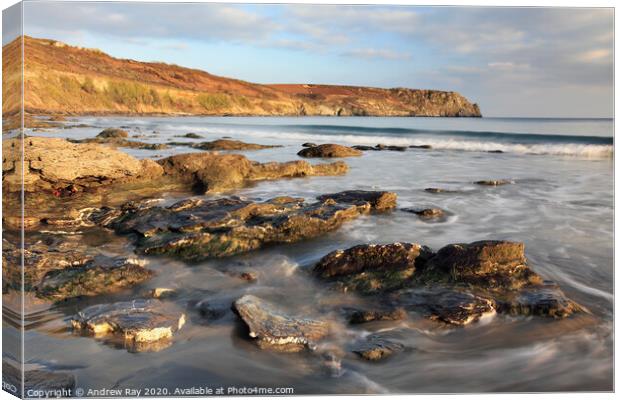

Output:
xmin=6 ymin=116 xmax=614 ymax=393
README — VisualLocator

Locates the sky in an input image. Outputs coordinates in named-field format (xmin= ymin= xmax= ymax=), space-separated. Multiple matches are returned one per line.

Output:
xmin=7 ymin=2 xmax=615 ymax=117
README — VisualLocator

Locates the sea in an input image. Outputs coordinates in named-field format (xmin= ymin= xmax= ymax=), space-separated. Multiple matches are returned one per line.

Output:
xmin=13 ymin=116 xmax=614 ymax=393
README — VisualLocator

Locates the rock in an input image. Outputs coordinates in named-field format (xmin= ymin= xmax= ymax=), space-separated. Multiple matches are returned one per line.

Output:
xmin=2 ymin=361 xmax=76 ymax=397
xmin=475 ymin=179 xmax=513 ymax=186
xmin=233 ymin=295 xmax=328 ymax=352
xmin=150 ymin=288 xmax=176 ymax=299
xmin=393 ymin=287 xmax=495 ymax=326
xmin=297 ymin=144 xmax=363 ymax=158
xmin=37 ymin=256 xmax=153 ymax=301
xmin=493 ymin=283 xmax=582 ymax=318
xmin=238 ymin=272 xmax=258 ymax=282
xmin=302 ymin=142 xmax=317 ymax=147
xmin=158 ymin=152 xmax=347 ymax=192
xmin=347 ymin=307 xmax=407 ymax=324
xmin=420 ymin=241 xmax=541 ymax=290
xmin=195 ymin=300 xmax=227 ymax=320
xmin=351 ymin=336 xmax=405 ymax=361
xmin=410 ymin=145 xmax=432 ymax=149
xmin=352 ymin=144 xmax=407 ymax=152
xmin=178 ymin=133 xmax=203 ymax=139
xmin=314 ymin=243 xmax=433 ymax=294
xmin=97 ymin=128 xmax=128 ymax=138
xmin=402 ymin=207 xmax=445 ymax=220
xmin=193 ymin=139 xmax=281 ymax=151
xmin=103 ymin=191 xmax=394 ymax=260
xmin=71 ymin=299 xmax=186 ymax=350
xmin=2 ymin=137 xmax=163 ymax=194
xmin=375 ymin=144 xmax=407 ymax=151
xmin=424 ymin=187 xmax=453 ymax=194
xmin=487 ymin=150 xmax=504 ymax=154
xmin=316 ymin=190 xmax=397 ymax=212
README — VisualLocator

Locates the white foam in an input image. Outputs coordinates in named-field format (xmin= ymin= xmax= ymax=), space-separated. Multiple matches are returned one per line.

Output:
xmin=168 ymin=125 xmax=613 ymax=159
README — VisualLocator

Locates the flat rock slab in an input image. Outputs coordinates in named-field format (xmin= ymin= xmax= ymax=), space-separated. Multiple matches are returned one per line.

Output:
xmin=99 ymin=191 xmax=396 ymax=260
xmin=70 ymin=137 xmax=169 ymax=150
xmin=351 ymin=336 xmax=405 ymax=361
xmin=233 ymin=295 xmax=328 ymax=352
xmin=393 ymin=287 xmax=496 ymax=326
xmin=298 ymin=144 xmax=363 ymax=158
xmin=72 ymin=299 xmax=186 ymax=350
xmin=316 ymin=190 xmax=397 ymax=211
xmin=2 ymin=137 xmax=163 ymax=193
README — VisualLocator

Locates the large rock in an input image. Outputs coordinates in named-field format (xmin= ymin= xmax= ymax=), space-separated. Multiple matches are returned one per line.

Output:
xmin=71 ymin=299 xmax=186 ymax=351
xmin=233 ymin=295 xmax=328 ymax=352
xmin=297 ymin=144 xmax=363 ymax=158
xmin=314 ymin=243 xmax=433 ymax=294
xmin=2 ymin=137 xmax=163 ymax=193
xmin=158 ymin=152 xmax=348 ymax=192
xmin=420 ymin=240 xmax=541 ymax=290
xmin=314 ymin=240 xmax=582 ymax=322
xmin=100 ymin=191 xmax=395 ymax=260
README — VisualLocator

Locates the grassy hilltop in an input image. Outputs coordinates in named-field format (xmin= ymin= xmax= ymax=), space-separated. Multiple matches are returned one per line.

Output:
xmin=2 ymin=36 xmax=481 ymax=119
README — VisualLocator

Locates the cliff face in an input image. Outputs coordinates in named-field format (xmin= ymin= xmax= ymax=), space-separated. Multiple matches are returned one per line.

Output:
xmin=3 ymin=36 xmax=481 ymax=118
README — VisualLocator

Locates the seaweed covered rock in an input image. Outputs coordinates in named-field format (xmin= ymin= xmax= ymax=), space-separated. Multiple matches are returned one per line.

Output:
xmin=158 ymin=152 xmax=348 ymax=192
xmin=297 ymin=144 xmax=363 ymax=158
xmin=316 ymin=190 xmax=397 ymax=211
xmin=37 ymin=257 xmax=153 ymax=300
xmin=2 ymin=137 xmax=163 ymax=194
xmin=314 ymin=240 xmax=582 ymax=323
xmin=419 ymin=240 xmax=541 ymax=290
xmin=99 ymin=191 xmax=395 ymax=260
xmin=314 ymin=243 xmax=433 ymax=294
xmin=3 ymin=237 xmax=152 ymax=301
xmin=233 ymin=295 xmax=328 ymax=352
xmin=71 ymin=299 xmax=186 ymax=351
